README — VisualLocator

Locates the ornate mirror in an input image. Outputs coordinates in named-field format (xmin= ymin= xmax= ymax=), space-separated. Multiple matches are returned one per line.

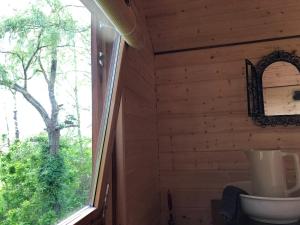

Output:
xmin=246 ymin=50 xmax=300 ymax=126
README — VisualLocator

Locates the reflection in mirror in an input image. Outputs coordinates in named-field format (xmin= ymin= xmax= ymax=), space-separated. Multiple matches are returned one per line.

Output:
xmin=263 ymin=61 xmax=300 ymax=116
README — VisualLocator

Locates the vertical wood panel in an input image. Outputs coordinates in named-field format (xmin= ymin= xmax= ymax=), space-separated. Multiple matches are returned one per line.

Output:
xmin=121 ymin=31 xmax=160 ymax=225
xmin=116 ymin=98 xmax=127 ymax=225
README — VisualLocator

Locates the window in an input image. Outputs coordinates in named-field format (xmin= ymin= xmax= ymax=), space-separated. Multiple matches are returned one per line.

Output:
xmin=90 ymin=11 xmax=121 ymax=205
xmin=0 ymin=0 xmax=123 ymax=224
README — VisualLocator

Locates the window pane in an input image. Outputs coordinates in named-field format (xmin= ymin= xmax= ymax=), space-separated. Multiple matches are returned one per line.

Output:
xmin=90 ymin=7 xmax=121 ymax=205
xmin=0 ymin=0 xmax=122 ymax=223
xmin=0 ymin=0 xmax=93 ymax=224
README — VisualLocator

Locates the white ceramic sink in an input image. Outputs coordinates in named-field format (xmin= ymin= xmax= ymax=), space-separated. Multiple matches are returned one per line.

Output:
xmin=227 ymin=181 xmax=300 ymax=224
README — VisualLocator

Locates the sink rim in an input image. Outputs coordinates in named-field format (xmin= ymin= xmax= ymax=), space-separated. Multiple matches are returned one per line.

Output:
xmin=228 ymin=180 xmax=300 ymax=200
xmin=228 ymin=181 xmax=300 ymax=224
xmin=240 ymin=193 xmax=300 ymax=201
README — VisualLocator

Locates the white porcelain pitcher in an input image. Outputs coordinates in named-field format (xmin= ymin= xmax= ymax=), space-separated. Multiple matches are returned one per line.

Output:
xmin=245 ymin=149 xmax=300 ymax=197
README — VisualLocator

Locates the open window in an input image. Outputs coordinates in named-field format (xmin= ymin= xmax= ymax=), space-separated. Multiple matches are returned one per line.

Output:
xmin=0 ymin=0 xmax=124 ymax=224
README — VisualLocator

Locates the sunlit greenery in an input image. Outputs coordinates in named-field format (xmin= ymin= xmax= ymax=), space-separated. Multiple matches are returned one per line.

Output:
xmin=0 ymin=0 xmax=92 ymax=224
xmin=0 ymin=135 xmax=92 ymax=225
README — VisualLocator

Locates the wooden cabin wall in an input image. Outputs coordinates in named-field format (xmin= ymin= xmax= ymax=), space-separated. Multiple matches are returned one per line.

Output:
xmin=98 ymin=42 xmax=160 ymax=225
xmin=141 ymin=0 xmax=300 ymax=53
xmin=155 ymin=38 xmax=300 ymax=224
xmin=120 ymin=45 xmax=160 ymax=225
xmin=116 ymin=4 xmax=160 ymax=224
xmin=155 ymin=38 xmax=300 ymax=225
xmin=135 ymin=0 xmax=300 ymax=224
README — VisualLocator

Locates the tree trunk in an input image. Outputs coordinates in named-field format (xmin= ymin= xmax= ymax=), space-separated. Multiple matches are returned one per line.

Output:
xmin=4 ymin=112 xmax=10 ymax=147
xmin=72 ymin=43 xmax=83 ymax=152
xmin=74 ymin=84 xmax=83 ymax=152
xmin=47 ymin=48 xmax=60 ymax=155
xmin=13 ymin=92 xmax=20 ymax=140
xmin=48 ymin=126 xmax=60 ymax=154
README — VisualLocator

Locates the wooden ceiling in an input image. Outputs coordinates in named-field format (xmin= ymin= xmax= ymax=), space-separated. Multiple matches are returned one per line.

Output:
xmin=138 ymin=0 xmax=300 ymax=53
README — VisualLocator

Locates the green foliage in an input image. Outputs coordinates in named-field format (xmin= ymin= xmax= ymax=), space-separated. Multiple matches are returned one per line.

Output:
xmin=0 ymin=65 xmax=12 ymax=87
xmin=0 ymin=134 xmax=92 ymax=225
xmin=38 ymin=137 xmax=65 ymax=217
xmin=0 ymin=0 xmax=87 ymax=90
xmin=0 ymin=0 xmax=92 ymax=224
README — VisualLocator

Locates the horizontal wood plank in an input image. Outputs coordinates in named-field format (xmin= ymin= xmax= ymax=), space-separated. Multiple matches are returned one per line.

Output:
xmin=140 ymin=0 xmax=300 ymax=52
xmin=155 ymin=37 xmax=300 ymax=225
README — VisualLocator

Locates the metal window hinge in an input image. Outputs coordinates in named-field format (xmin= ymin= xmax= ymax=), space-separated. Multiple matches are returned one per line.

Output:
xmin=99 ymin=51 xmax=104 ymax=67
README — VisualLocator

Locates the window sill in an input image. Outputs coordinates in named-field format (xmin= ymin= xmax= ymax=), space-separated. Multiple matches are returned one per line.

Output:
xmin=57 ymin=206 xmax=97 ymax=225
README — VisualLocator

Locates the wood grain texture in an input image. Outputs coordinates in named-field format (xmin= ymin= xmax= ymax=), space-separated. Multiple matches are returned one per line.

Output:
xmin=116 ymin=98 xmax=127 ymax=225
xmin=138 ymin=0 xmax=300 ymax=52
xmin=155 ymin=38 xmax=300 ymax=225
xmin=121 ymin=35 xmax=160 ymax=225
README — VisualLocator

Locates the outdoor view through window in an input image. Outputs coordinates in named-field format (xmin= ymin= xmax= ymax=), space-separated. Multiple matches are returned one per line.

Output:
xmin=0 ymin=0 xmax=93 ymax=224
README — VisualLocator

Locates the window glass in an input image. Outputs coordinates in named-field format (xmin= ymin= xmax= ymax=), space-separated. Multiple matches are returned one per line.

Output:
xmin=89 ymin=6 xmax=121 ymax=205
xmin=0 ymin=0 xmax=120 ymax=224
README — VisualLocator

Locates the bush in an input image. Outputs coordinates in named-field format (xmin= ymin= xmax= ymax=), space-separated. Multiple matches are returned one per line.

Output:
xmin=0 ymin=134 xmax=92 ymax=225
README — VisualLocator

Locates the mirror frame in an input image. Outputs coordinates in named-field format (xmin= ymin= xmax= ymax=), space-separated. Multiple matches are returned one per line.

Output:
xmin=245 ymin=50 xmax=300 ymax=126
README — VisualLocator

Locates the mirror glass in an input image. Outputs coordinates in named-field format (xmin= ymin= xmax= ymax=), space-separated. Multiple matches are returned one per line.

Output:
xmin=263 ymin=61 xmax=300 ymax=116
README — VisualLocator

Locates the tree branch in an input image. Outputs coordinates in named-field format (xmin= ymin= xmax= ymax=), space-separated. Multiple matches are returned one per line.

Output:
xmin=12 ymin=83 xmax=51 ymax=127
xmin=24 ymin=30 xmax=44 ymax=73
xmin=0 ymin=50 xmax=23 ymax=62
xmin=23 ymin=30 xmax=45 ymax=90
xmin=0 ymin=50 xmax=27 ymax=88
xmin=38 ymin=57 xmax=49 ymax=84
xmin=62 ymin=124 xmax=78 ymax=129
